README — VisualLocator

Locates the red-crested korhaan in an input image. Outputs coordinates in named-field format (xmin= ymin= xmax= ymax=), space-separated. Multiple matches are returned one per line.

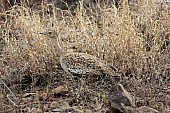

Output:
xmin=40 ymin=30 xmax=120 ymax=77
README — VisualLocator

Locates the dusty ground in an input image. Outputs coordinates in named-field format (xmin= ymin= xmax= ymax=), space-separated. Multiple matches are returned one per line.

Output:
xmin=0 ymin=0 xmax=169 ymax=113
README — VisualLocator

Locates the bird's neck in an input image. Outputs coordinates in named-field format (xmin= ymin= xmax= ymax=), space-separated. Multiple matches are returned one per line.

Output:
xmin=53 ymin=36 xmax=66 ymax=56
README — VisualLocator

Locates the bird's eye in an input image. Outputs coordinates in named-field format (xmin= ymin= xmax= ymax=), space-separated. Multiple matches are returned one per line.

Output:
xmin=49 ymin=32 xmax=52 ymax=34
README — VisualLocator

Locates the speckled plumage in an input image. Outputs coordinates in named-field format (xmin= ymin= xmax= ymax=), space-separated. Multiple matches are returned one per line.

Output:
xmin=60 ymin=53 xmax=117 ymax=76
xmin=40 ymin=30 xmax=119 ymax=77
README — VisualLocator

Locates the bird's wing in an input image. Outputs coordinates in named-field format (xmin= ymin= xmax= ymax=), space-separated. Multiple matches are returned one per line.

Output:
xmin=60 ymin=53 xmax=104 ymax=75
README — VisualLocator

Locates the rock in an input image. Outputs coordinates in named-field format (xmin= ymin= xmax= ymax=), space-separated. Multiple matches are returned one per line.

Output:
xmin=137 ymin=106 xmax=159 ymax=113
xmin=122 ymin=106 xmax=141 ymax=113
xmin=108 ymin=84 xmax=135 ymax=113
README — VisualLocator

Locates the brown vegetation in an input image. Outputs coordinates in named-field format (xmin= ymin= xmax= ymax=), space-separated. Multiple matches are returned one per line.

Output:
xmin=0 ymin=0 xmax=169 ymax=112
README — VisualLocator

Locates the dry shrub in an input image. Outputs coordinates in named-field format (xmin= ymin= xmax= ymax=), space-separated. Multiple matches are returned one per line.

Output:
xmin=0 ymin=0 xmax=169 ymax=112
xmin=0 ymin=6 xmax=59 ymax=88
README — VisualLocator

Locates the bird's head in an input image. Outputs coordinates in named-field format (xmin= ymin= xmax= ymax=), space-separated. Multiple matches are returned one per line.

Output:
xmin=40 ymin=30 xmax=58 ymax=39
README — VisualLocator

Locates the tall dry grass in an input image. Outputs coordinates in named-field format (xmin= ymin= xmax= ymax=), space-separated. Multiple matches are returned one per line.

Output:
xmin=0 ymin=0 xmax=169 ymax=112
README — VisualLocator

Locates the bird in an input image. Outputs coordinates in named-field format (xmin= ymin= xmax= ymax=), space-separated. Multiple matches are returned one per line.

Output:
xmin=40 ymin=30 xmax=120 ymax=78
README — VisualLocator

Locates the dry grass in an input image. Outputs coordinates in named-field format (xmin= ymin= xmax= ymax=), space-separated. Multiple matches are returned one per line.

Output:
xmin=0 ymin=0 xmax=169 ymax=112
